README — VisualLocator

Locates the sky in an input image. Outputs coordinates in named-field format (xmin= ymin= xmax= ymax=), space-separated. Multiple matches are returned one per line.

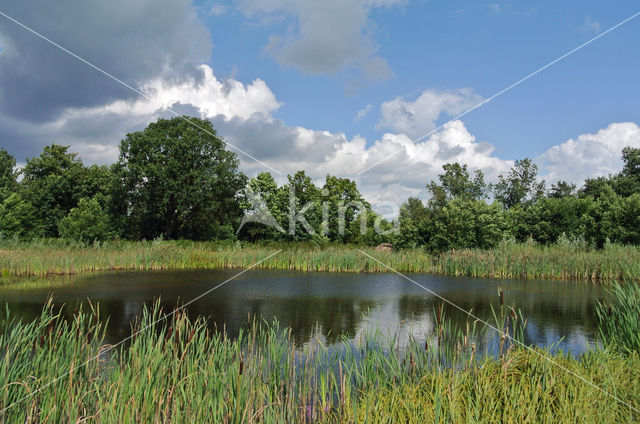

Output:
xmin=0 ymin=0 xmax=639 ymax=208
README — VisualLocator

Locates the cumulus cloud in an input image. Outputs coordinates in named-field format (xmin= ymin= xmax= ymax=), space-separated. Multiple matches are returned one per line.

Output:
xmin=217 ymin=116 xmax=513 ymax=206
xmin=538 ymin=122 xmax=640 ymax=185
xmin=0 ymin=64 xmax=282 ymax=164
xmin=2 ymin=58 xmax=513 ymax=207
xmin=375 ymin=88 xmax=482 ymax=139
xmin=235 ymin=0 xmax=400 ymax=79
xmin=0 ymin=0 xmax=211 ymax=121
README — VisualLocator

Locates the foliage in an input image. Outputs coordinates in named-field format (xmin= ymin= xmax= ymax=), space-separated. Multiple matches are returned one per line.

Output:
xmin=19 ymin=144 xmax=89 ymax=237
xmin=426 ymin=163 xmax=487 ymax=208
xmin=1 ymin=124 xmax=640 ymax=249
xmin=0 ymin=192 xmax=41 ymax=240
xmin=429 ymin=198 xmax=505 ymax=251
xmin=113 ymin=116 xmax=247 ymax=240
xmin=494 ymin=158 xmax=545 ymax=209
xmin=58 ymin=196 xmax=116 ymax=243
xmin=0 ymin=147 xmax=18 ymax=201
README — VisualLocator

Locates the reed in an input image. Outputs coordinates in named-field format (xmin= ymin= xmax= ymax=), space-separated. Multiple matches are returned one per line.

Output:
xmin=596 ymin=282 xmax=640 ymax=353
xmin=1 ymin=301 xmax=638 ymax=423
xmin=2 ymin=239 xmax=640 ymax=285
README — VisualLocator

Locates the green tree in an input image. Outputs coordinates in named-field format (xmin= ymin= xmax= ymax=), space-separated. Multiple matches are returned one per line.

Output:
xmin=508 ymin=197 xmax=595 ymax=244
xmin=322 ymin=175 xmax=368 ymax=243
xmin=430 ymin=198 xmax=506 ymax=251
xmin=58 ymin=196 xmax=115 ymax=243
xmin=20 ymin=144 xmax=87 ymax=237
xmin=0 ymin=192 xmax=42 ymax=240
xmin=280 ymin=171 xmax=321 ymax=241
xmin=0 ymin=147 xmax=18 ymax=201
xmin=114 ymin=117 xmax=247 ymax=240
xmin=238 ymin=172 xmax=287 ymax=241
xmin=427 ymin=163 xmax=487 ymax=208
xmin=494 ymin=158 xmax=545 ymax=208
xmin=612 ymin=146 xmax=640 ymax=197
xmin=548 ymin=181 xmax=576 ymax=198
xmin=394 ymin=197 xmax=433 ymax=248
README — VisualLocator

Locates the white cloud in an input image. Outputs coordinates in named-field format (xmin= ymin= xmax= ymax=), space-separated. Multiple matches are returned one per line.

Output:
xmin=582 ymin=16 xmax=601 ymax=34
xmin=8 ymin=60 xmax=638 ymax=209
xmin=375 ymin=88 xmax=482 ymax=139
xmin=70 ymin=65 xmax=282 ymax=122
xmin=235 ymin=0 xmax=399 ymax=79
xmin=538 ymin=122 xmax=640 ymax=185
xmin=40 ymin=64 xmax=507 ymax=206
xmin=354 ymin=104 xmax=373 ymax=122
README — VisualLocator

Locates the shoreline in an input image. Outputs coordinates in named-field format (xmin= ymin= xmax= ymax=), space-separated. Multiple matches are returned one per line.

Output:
xmin=2 ymin=240 xmax=640 ymax=285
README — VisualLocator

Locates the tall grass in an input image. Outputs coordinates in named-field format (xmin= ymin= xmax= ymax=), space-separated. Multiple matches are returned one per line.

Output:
xmin=597 ymin=283 xmax=640 ymax=353
xmin=1 ymin=300 xmax=638 ymax=423
xmin=1 ymin=239 xmax=640 ymax=284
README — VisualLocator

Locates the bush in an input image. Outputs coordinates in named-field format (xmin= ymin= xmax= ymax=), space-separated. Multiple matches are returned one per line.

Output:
xmin=58 ymin=196 xmax=115 ymax=243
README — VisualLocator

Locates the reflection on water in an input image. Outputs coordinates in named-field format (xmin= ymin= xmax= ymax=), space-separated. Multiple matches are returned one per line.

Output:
xmin=0 ymin=269 xmax=606 ymax=355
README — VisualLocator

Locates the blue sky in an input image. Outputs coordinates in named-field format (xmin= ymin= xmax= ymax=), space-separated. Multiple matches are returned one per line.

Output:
xmin=0 ymin=0 xmax=639 ymax=204
xmin=202 ymin=0 xmax=640 ymax=158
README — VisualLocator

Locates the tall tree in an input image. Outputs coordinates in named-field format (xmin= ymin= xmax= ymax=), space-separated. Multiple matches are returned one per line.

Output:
xmin=548 ymin=181 xmax=576 ymax=198
xmin=494 ymin=158 xmax=545 ymax=209
xmin=0 ymin=147 xmax=18 ymax=201
xmin=322 ymin=175 xmax=367 ymax=243
xmin=114 ymin=117 xmax=247 ymax=240
xmin=613 ymin=146 xmax=640 ymax=197
xmin=427 ymin=163 xmax=487 ymax=208
xmin=20 ymin=144 xmax=86 ymax=237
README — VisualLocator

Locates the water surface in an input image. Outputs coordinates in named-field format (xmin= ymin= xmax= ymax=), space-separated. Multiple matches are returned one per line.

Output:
xmin=0 ymin=269 xmax=605 ymax=355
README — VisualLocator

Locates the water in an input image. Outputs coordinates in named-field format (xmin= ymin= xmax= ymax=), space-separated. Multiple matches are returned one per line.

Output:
xmin=0 ymin=269 xmax=606 ymax=355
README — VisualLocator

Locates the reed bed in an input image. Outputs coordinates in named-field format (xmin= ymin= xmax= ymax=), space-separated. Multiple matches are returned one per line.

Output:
xmin=1 ymin=239 xmax=640 ymax=285
xmin=0 ymin=300 xmax=638 ymax=423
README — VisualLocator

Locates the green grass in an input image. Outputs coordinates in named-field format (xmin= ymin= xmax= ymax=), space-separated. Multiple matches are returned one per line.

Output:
xmin=2 ymin=239 xmax=640 ymax=285
xmin=597 ymin=283 xmax=640 ymax=353
xmin=0 ymin=299 xmax=638 ymax=423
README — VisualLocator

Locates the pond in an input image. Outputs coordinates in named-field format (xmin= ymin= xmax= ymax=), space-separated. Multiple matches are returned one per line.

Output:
xmin=0 ymin=269 xmax=606 ymax=355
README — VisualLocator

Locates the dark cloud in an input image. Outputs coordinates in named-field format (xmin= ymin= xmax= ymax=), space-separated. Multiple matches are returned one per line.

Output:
xmin=0 ymin=0 xmax=211 ymax=121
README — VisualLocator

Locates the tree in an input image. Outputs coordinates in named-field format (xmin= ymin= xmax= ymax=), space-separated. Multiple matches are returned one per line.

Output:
xmin=0 ymin=147 xmax=18 ymax=201
xmin=114 ymin=117 xmax=247 ymax=240
xmin=426 ymin=163 xmax=487 ymax=208
xmin=394 ymin=197 xmax=433 ymax=248
xmin=20 ymin=144 xmax=87 ymax=237
xmin=548 ymin=181 xmax=576 ymax=198
xmin=58 ymin=196 xmax=115 ymax=243
xmin=429 ymin=198 xmax=506 ymax=251
xmin=238 ymin=172 xmax=287 ymax=241
xmin=494 ymin=158 xmax=545 ymax=209
xmin=322 ymin=175 xmax=368 ymax=243
xmin=0 ymin=192 xmax=42 ymax=240
xmin=613 ymin=146 xmax=640 ymax=197
xmin=282 ymin=170 xmax=322 ymax=241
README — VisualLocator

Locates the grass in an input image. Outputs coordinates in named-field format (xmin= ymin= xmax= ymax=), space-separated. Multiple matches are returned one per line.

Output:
xmin=597 ymin=283 xmax=640 ymax=353
xmin=0 ymin=298 xmax=638 ymax=423
xmin=2 ymin=239 xmax=640 ymax=285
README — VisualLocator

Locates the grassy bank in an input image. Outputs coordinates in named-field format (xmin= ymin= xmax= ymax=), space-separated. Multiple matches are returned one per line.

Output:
xmin=1 ymin=239 xmax=640 ymax=284
xmin=0 ymin=300 xmax=638 ymax=423
xmin=2 ymin=239 xmax=640 ymax=284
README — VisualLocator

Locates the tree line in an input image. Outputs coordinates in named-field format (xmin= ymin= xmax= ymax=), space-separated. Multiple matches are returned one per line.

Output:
xmin=0 ymin=116 xmax=639 ymax=249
